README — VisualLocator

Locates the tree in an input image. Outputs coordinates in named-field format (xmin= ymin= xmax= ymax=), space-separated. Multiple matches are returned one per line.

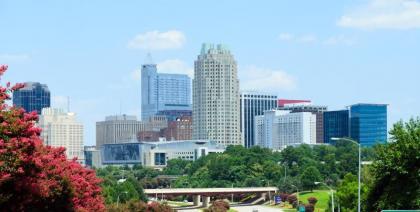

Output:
xmin=366 ymin=118 xmax=420 ymax=211
xmin=335 ymin=173 xmax=358 ymax=211
xmin=0 ymin=65 xmax=105 ymax=211
xmin=300 ymin=166 xmax=321 ymax=192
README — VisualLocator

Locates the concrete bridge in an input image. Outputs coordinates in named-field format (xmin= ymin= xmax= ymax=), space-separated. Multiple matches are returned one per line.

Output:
xmin=144 ymin=187 xmax=278 ymax=207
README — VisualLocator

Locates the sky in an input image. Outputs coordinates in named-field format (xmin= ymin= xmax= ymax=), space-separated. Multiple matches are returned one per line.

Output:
xmin=1 ymin=0 xmax=420 ymax=145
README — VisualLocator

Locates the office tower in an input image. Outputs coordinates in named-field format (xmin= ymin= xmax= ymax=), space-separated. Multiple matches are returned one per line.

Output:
xmin=12 ymin=82 xmax=50 ymax=114
xmin=255 ymin=110 xmax=316 ymax=150
xmin=277 ymin=99 xmax=311 ymax=108
xmin=39 ymin=108 xmax=84 ymax=164
xmin=163 ymin=115 xmax=193 ymax=141
xmin=157 ymin=110 xmax=192 ymax=122
xmin=141 ymin=64 xmax=191 ymax=121
xmin=323 ymin=110 xmax=349 ymax=143
xmin=349 ymin=103 xmax=388 ymax=146
xmin=96 ymin=114 xmax=146 ymax=148
xmin=240 ymin=92 xmax=278 ymax=148
xmin=193 ymin=43 xmax=242 ymax=146
xmin=280 ymin=104 xmax=327 ymax=143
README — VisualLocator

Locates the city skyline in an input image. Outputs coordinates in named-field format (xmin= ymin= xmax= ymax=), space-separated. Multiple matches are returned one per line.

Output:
xmin=2 ymin=0 xmax=420 ymax=145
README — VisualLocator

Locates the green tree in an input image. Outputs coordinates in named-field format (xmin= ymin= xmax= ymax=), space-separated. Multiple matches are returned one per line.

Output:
xmin=366 ymin=118 xmax=420 ymax=211
xmin=300 ymin=166 xmax=321 ymax=192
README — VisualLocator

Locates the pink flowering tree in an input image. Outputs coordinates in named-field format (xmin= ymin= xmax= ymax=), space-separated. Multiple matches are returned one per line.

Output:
xmin=0 ymin=65 xmax=105 ymax=211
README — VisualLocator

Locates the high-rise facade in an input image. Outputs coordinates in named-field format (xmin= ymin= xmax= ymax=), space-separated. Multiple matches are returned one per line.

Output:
xmin=350 ymin=104 xmax=387 ymax=146
xmin=141 ymin=64 xmax=191 ymax=121
xmin=12 ymin=82 xmax=50 ymax=114
xmin=96 ymin=115 xmax=146 ymax=148
xmin=255 ymin=110 xmax=316 ymax=150
xmin=193 ymin=43 xmax=242 ymax=146
xmin=240 ymin=92 xmax=277 ymax=148
xmin=39 ymin=108 xmax=84 ymax=164
xmin=323 ymin=110 xmax=349 ymax=143
xmin=280 ymin=104 xmax=327 ymax=143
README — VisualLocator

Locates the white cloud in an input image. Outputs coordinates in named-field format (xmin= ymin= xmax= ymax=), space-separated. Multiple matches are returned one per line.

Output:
xmin=278 ymin=33 xmax=317 ymax=43
xmin=324 ymin=35 xmax=356 ymax=46
xmin=0 ymin=53 xmax=30 ymax=62
xmin=278 ymin=33 xmax=294 ymax=41
xmin=239 ymin=66 xmax=296 ymax=92
xmin=157 ymin=59 xmax=193 ymax=77
xmin=127 ymin=30 xmax=186 ymax=50
xmin=298 ymin=35 xmax=317 ymax=43
xmin=338 ymin=0 xmax=420 ymax=29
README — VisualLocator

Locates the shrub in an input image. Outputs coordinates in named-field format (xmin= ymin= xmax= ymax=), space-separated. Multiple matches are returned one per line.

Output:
xmin=305 ymin=203 xmax=315 ymax=212
xmin=287 ymin=194 xmax=297 ymax=205
xmin=307 ymin=196 xmax=318 ymax=205
xmin=206 ymin=199 xmax=230 ymax=212
xmin=280 ymin=193 xmax=289 ymax=203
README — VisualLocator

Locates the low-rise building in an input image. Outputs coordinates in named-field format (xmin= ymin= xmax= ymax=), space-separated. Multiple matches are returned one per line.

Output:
xmin=101 ymin=140 xmax=225 ymax=168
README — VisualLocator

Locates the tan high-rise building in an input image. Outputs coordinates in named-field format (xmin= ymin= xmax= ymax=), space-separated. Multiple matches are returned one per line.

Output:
xmin=193 ymin=43 xmax=242 ymax=146
xmin=39 ymin=108 xmax=84 ymax=164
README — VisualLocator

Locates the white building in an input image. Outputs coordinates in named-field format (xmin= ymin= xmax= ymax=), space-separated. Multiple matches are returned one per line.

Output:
xmin=39 ymin=108 xmax=84 ymax=163
xmin=96 ymin=114 xmax=146 ymax=149
xmin=101 ymin=140 xmax=225 ymax=168
xmin=255 ymin=110 xmax=316 ymax=150
xmin=193 ymin=43 xmax=242 ymax=146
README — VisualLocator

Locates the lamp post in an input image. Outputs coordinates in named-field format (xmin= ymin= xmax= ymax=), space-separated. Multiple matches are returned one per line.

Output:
xmin=315 ymin=182 xmax=334 ymax=212
xmin=277 ymin=162 xmax=287 ymax=182
xmin=290 ymin=184 xmax=299 ymax=207
xmin=332 ymin=137 xmax=360 ymax=212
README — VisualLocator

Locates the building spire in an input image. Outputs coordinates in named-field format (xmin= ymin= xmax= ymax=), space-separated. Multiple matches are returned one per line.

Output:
xmin=145 ymin=52 xmax=154 ymax=64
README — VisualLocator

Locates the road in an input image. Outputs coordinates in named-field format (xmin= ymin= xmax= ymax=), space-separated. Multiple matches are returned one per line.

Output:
xmin=231 ymin=205 xmax=284 ymax=212
xmin=176 ymin=205 xmax=285 ymax=212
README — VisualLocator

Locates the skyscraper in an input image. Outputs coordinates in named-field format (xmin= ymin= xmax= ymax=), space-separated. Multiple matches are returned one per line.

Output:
xmin=280 ymin=104 xmax=327 ymax=143
xmin=12 ymin=82 xmax=50 ymax=114
xmin=323 ymin=110 xmax=349 ymax=143
xmin=141 ymin=64 xmax=191 ymax=121
xmin=193 ymin=43 xmax=242 ymax=146
xmin=39 ymin=108 xmax=84 ymax=164
xmin=240 ymin=92 xmax=277 ymax=148
xmin=255 ymin=110 xmax=316 ymax=150
xmin=350 ymin=103 xmax=387 ymax=146
xmin=96 ymin=114 xmax=146 ymax=148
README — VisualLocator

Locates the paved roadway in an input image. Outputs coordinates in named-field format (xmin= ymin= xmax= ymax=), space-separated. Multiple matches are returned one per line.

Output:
xmin=175 ymin=205 xmax=284 ymax=212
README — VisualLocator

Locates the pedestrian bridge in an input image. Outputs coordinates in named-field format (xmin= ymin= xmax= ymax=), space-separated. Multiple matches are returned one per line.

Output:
xmin=144 ymin=187 xmax=278 ymax=207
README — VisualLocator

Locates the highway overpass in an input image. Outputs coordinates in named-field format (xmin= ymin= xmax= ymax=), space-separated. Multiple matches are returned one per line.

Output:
xmin=144 ymin=187 xmax=278 ymax=207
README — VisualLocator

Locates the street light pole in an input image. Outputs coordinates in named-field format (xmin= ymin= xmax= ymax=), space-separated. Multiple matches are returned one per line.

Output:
xmin=291 ymin=184 xmax=299 ymax=207
xmin=315 ymin=182 xmax=334 ymax=212
xmin=332 ymin=137 xmax=361 ymax=212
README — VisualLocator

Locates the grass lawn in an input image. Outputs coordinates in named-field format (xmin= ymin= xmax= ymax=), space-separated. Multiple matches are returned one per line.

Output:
xmin=298 ymin=190 xmax=332 ymax=211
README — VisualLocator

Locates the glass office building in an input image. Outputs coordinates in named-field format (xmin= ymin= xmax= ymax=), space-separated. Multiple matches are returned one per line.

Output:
xmin=12 ymin=82 xmax=50 ymax=114
xmin=323 ymin=110 xmax=349 ymax=143
xmin=350 ymin=104 xmax=387 ymax=146
xmin=240 ymin=92 xmax=277 ymax=148
xmin=141 ymin=64 xmax=191 ymax=121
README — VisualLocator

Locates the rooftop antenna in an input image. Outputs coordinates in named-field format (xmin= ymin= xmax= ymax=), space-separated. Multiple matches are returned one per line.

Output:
xmin=67 ymin=96 xmax=70 ymax=112
xmin=145 ymin=52 xmax=154 ymax=64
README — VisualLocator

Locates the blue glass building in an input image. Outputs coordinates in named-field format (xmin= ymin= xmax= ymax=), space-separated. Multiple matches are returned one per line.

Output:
xmin=323 ymin=110 xmax=349 ymax=143
xmin=12 ymin=82 xmax=50 ymax=114
xmin=141 ymin=63 xmax=191 ymax=121
xmin=350 ymin=104 xmax=387 ymax=146
xmin=240 ymin=92 xmax=277 ymax=148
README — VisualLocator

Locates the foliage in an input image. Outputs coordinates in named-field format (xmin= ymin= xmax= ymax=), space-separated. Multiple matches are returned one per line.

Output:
xmin=106 ymin=199 xmax=173 ymax=212
xmin=298 ymin=190 xmax=330 ymax=211
xmin=96 ymin=165 xmax=148 ymax=204
xmin=304 ymin=203 xmax=314 ymax=212
xmin=204 ymin=200 xmax=230 ymax=212
xmin=366 ymin=118 xmax=420 ymax=211
xmin=0 ymin=65 xmax=105 ymax=211
xmin=300 ymin=166 xmax=321 ymax=192
xmin=307 ymin=196 xmax=317 ymax=205
xmin=287 ymin=194 xmax=297 ymax=205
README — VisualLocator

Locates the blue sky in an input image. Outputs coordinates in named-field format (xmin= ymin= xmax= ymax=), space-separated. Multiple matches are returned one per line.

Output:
xmin=1 ymin=0 xmax=420 ymax=145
